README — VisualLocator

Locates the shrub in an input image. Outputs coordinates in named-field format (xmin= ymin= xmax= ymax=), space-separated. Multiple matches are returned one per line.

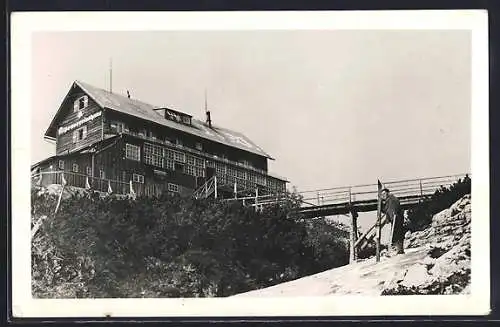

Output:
xmin=32 ymin=188 xmax=349 ymax=298
xmin=406 ymin=175 xmax=471 ymax=232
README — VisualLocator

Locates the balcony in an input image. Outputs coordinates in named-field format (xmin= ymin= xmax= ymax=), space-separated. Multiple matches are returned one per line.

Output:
xmin=31 ymin=170 xmax=156 ymax=197
xmin=121 ymin=131 xmax=278 ymax=178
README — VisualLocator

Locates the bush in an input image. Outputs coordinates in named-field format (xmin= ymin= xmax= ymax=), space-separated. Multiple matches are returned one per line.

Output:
xmin=32 ymin=188 xmax=349 ymax=298
xmin=406 ymin=175 xmax=471 ymax=232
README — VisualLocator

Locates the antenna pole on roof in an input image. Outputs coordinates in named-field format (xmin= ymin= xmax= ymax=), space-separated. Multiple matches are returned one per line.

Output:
xmin=204 ymin=88 xmax=208 ymax=113
xmin=109 ymin=57 xmax=113 ymax=93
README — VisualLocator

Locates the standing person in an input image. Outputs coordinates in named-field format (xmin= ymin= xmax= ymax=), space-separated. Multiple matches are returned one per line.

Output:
xmin=380 ymin=188 xmax=405 ymax=255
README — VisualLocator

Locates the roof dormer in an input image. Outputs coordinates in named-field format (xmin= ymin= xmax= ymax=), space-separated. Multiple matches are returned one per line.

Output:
xmin=153 ymin=107 xmax=192 ymax=126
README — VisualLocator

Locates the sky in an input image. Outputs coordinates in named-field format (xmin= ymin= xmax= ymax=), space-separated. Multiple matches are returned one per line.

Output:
xmin=31 ymin=30 xmax=472 ymax=232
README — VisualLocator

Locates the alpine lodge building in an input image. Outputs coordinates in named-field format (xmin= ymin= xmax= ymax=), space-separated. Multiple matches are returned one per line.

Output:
xmin=31 ymin=80 xmax=288 ymax=198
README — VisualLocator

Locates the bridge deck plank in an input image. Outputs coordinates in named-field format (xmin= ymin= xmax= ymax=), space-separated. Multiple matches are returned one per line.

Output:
xmin=298 ymin=194 xmax=429 ymax=218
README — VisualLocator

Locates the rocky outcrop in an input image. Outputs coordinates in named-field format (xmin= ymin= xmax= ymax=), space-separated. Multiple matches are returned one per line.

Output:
xmin=381 ymin=194 xmax=471 ymax=295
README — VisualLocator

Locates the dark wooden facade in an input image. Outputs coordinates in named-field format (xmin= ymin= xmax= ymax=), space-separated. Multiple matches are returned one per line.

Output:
xmin=34 ymin=81 xmax=287 ymax=197
xmin=55 ymin=91 xmax=103 ymax=155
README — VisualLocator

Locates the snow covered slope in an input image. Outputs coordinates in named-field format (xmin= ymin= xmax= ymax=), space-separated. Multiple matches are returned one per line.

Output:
xmin=234 ymin=194 xmax=471 ymax=297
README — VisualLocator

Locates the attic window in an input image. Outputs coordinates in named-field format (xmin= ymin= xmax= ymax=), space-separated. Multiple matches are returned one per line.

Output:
xmin=164 ymin=109 xmax=192 ymax=126
xmin=195 ymin=142 xmax=203 ymax=151
xmin=73 ymin=95 xmax=89 ymax=112
xmin=72 ymin=126 xmax=87 ymax=143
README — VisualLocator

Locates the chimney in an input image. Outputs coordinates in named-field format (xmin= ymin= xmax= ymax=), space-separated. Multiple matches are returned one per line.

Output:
xmin=206 ymin=110 xmax=212 ymax=128
xmin=127 ymin=90 xmax=130 ymax=99
xmin=204 ymin=89 xmax=212 ymax=128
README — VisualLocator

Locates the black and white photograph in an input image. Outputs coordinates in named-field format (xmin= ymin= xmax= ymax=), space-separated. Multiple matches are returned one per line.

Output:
xmin=11 ymin=10 xmax=489 ymax=317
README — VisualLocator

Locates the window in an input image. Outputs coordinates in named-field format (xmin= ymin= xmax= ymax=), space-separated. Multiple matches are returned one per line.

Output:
xmin=186 ymin=155 xmax=195 ymax=166
xmin=144 ymin=143 xmax=164 ymax=168
xmin=236 ymin=169 xmax=246 ymax=180
xmin=175 ymin=139 xmax=183 ymax=146
xmin=206 ymin=160 xmax=214 ymax=168
xmin=194 ymin=157 xmax=205 ymax=168
xmin=73 ymin=95 xmax=89 ymax=112
xmin=184 ymin=165 xmax=195 ymax=176
xmin=195 ymin=142 xmax=203 ymax=151
xmin=99 ymin=170 xmax=106 ymax=179
xmin=165 ymin=159 xmax=175 ymax=170
xmin=168 ymin=183 xmax=179 ymax=193
xmin=58 ymin=160 xmax=65 ymax=170
xmin=111 ymin=121 xmax=127 ymax=133
xmin=122 ymin=171 xmax=127 ymax=181
xmin=72 ymin=163 xmax=79 ymax=173
xmin=72 ymin=126 xmax=87 ymax=143
xmin=215 ymin=162 xmax=226 ymax=176
xmin=195 ymin=167 xmax=205 ymax=177
xmin=86 ymin=166 xmax=92 ymax=176
xmin=133 ymin=173 xmax=144 ymax=183
xmin=173 ymin=151 xmax=185 ymax=163
xmin=153 ymin=156 xmax=164 ymax=167
xmin=227 ymin=167 xmax=237 ymax=177
xmin=182 ymin=116 xmax=191 ymax=125
xmin=126 ymin=144 xmax=141 ymax=161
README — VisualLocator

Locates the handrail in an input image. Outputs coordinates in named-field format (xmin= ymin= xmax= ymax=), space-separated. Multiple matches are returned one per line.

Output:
xmin=31 ymin=171 xmax=131 ymax=187
xmin=193 ymin=176 xmax=218 ymax=199
xmin=297 ymin=173 xmax=469 ymax=194
xmin=295 ymin=173 xmax=469 ymax=208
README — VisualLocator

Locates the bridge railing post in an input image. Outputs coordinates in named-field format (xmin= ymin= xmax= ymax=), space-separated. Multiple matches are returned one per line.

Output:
xmin=349 ymin=209 xmax=358 ymax=264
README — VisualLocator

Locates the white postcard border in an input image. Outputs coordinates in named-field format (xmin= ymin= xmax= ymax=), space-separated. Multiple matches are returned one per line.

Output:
xmin=11 ymin=10 xmax=490 ymax=317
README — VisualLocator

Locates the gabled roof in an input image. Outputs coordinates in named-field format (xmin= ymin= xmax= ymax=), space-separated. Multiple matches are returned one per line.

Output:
xmin=45 ymin=80 xmax=274 ymax=160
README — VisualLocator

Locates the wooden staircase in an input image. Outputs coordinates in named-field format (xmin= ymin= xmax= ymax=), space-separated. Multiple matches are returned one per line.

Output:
xmin=193 ymin=175 xmax=217 ymax=199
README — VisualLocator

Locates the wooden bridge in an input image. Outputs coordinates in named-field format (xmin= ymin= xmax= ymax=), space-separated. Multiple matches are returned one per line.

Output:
xmin=291 ymin=174 xmax=470 ymax=263
xmin=296 ymin=174 xmax=469 ymax=218
xmin=216 ymin=174 xmax=469 ymax=217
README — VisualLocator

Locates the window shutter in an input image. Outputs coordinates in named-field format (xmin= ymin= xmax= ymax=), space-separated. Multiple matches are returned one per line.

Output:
xmin=73 ymin=100 xmax=79 ymax=112
xmin=82 ymin=126 xmax=88 ymax=139
xmin=83 ymin=96 xmax=89 ymax=108
xmin=73 ymin=130 xmax=78 ymax=143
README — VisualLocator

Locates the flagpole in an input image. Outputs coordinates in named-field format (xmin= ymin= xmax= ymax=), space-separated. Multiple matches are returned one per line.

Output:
xmin=54 ymin=172 xmax=66 ymax=214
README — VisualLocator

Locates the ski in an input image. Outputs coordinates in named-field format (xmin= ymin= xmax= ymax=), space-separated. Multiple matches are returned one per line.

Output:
xmin=389 ymin=210 xmax=396 ymax=247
